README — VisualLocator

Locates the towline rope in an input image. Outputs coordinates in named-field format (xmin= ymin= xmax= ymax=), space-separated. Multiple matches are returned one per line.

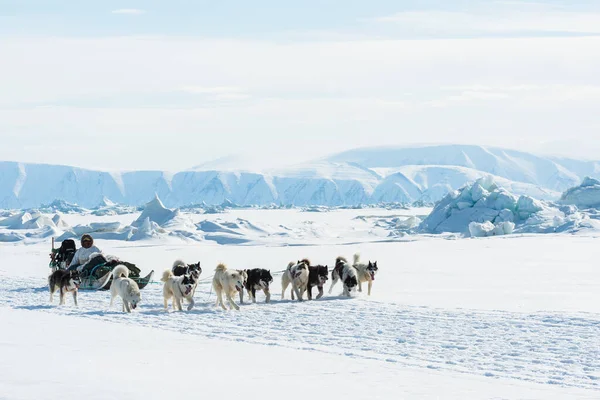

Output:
xmin=144 ymin=268 xmax=288 ymax=286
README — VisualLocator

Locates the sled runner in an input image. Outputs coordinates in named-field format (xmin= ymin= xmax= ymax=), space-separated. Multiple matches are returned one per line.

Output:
xmin=49 ymin=238 xmax=154 ymax=290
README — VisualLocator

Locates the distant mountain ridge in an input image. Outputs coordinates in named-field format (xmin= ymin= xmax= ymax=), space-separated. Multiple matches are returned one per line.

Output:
xmin=1 ymin=145 xmax=596 ymax=209
xmin=327 ymin=145 xmax=597 ymax=192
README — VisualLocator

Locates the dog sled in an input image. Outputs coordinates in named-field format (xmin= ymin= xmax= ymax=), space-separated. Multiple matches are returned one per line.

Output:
xmin=50 ymin=238 xmax=154 ymax=290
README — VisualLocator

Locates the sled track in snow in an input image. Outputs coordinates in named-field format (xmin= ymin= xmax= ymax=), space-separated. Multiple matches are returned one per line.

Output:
xmin=3 ymin=276 xmax=599 ymax=391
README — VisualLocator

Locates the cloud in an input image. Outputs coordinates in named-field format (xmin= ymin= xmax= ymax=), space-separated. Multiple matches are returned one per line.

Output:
xmin=180 ymin=86 xmax=246 ymax=95
xmin=179 ymin=86 xmax=250 ymax=102
xmin=1 ymin=35 xmax=600 ymax=168
xmin=111 ymin=9 xmax=145 ymax=15
xmin=213 ymin=93 xmax=251 ymax=100
xmin=2 ymin=35 xmax=600 ymax=107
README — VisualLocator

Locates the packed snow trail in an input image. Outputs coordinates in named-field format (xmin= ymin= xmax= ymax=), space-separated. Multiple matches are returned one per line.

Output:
xmin=3 ymin=276 xmax=599 ymax=391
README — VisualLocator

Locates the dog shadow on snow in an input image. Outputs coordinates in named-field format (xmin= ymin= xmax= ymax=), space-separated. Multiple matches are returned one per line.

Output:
xmin=79 ymin=301 xmax=221 ymax=316
xmin=9 ymin=286 xmax=48 ymax=293
xmin=14 ymin=304 xmax=55 ymax=310
xmin=85 ymin=297 xmax=355 ymax=315
xmin=12 ymin=295 xmax=357 ymax=315
xmin=274 ymin=296 xmax=356 ymax=305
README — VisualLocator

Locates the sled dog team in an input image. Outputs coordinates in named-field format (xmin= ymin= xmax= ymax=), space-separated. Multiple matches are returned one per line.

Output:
xmin=49 ymin=253 xmax=378 ymax=313
xmin=48 ymin=264 xmax=144 ymax=312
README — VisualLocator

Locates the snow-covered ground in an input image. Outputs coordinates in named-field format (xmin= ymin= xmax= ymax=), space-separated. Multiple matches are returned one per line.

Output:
xmin=1 ymin=204 xmax=431 ymax=244
xmin=4 ymin=307 xmax=595 ymax=400
xmin=1 ymin=208 xmax=599 ymax=399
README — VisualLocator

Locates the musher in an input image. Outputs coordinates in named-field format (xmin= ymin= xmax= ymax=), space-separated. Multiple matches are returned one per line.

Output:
xmin=68 ymin=234 xmax=102 ymax=270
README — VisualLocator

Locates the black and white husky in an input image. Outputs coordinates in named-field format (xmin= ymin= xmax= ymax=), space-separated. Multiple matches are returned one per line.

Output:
xmin=307 ymin=264 xmax=328 ymax=300
xmin=172 ymin=260 xmax=201 ymax=278
xmin=161 ymin=269 xmax=197 ymax=311
xmin=243 ymin=268 xmax=273 ymax=303
xmin=352 ymin=253 xmax=378 ymax=296
xmin=328 ymin=256 xmax=358 ymax=297
xmin=281 ymin=260 xmax=309 ymax=301
xmin=48 ymin=269 xmax=81 ymax=306
xmin=172 ymin=259 xmax=202 ymax=296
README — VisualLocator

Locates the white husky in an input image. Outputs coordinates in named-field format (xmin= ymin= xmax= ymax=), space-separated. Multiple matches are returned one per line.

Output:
xmin=352 ymin=253 xmax=378 ymax=296
xmin=281 ymin=260 xmax=309 ymax=301
xmin=236 ymin=269 xmax=248 ymax=304
xmin=212 ymin=263 xmax=244 ymax=311
xmin=161 ymin=269 xmax=196 ymax=311
xmin=109 ymin=265 xmax=141 ymax=313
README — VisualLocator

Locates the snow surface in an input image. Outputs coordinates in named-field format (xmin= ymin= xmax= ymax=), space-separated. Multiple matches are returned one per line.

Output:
xmin=4 ymin=145 xmax=600 ymax=209
xmin=1 ymin=226 xmax=599 ymax=399
xmin=3 ymin=307 xmax=596 ymax=400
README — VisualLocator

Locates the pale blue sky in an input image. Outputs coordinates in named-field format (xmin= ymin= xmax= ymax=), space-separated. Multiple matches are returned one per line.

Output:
xmin=1 ymin=1 xmax=600 ymax=170
xmin=2 ymin=1 xmax=599 ymax=38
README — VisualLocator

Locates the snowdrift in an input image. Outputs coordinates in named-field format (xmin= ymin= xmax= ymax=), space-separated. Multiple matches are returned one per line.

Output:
xmin=0 ymin=212 xmax=34 ymax=228
xmin=420 ymin=177 xmax=600 ymax=236
xmin=129 ymin=218 xmax=167 ymax=241
xmin=2 ymin=195 xmax=203 ymax=243
xmin=3 ymin=186 xmax=600 ymax=244
xmin=0 ymin=211 xmax=61 ymax=230
xmin=132 ymin=196 xmax=196 ymax=233
xmin=59 ymin=196 xmax=197 ymax=242
xmin=91 ymin=197 xmax=136 ymax=216
xmin=37 ymin=199 xmax=88 ymax=214
xmin=0 ymin=211 xmax=62 ymax=242
xmin=559 ymin=177 xmax=600 ymax=209
xmin=0 ymin=232 xmax=24 ymax=242
xmin=57 ymin=224 xmax=134 ymax=242
xmin=132 ymin=195 xmax=180 ymax=228
xmin=195 ymin=218 xmax=270 ymax=244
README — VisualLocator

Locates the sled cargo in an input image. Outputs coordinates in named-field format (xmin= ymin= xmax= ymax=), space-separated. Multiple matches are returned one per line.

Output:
xmin=49 ymin=238 xmax=154 ymax=290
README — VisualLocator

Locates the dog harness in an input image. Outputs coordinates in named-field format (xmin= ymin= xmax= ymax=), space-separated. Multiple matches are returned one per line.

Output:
xmin=174 ymin=280 xmax=185 ymax=298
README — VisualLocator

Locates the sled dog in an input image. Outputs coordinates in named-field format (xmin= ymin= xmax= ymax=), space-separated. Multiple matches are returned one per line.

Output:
xmin=352 ymin=253 xmax=378 ymax=295
xmin=161 ymin=269 xmax=197 ymax=311
xmin=49 ymin=269 xmax=81 ymax=306
xmin=172 ymin=259 xmax=202 ymax=296
xmin=328 ymin=256 xmax=358 ymax=297
xmin=307 ymin=264 xmax=328 ymax=300
xmin=109 ymin=265 xmax=141 ymax=313
xmin=172 ymin=260 xmax=202 ymax=278
xmin=243 ymin=268 xmax=273 ymax=303
xmin=236 ymin=269 xmax=249 ymax=304
xmin=281 ymin=259 xmax=310 ymax=301
xmin=212 ymin=264 xmax=244 ymax=310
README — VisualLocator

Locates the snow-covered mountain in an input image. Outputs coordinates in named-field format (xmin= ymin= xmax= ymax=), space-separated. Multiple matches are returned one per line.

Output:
xmin=1 ymin=145 xmax=597 ymax=208
xmin=328 ymin=145 xmax=595 ymax=192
